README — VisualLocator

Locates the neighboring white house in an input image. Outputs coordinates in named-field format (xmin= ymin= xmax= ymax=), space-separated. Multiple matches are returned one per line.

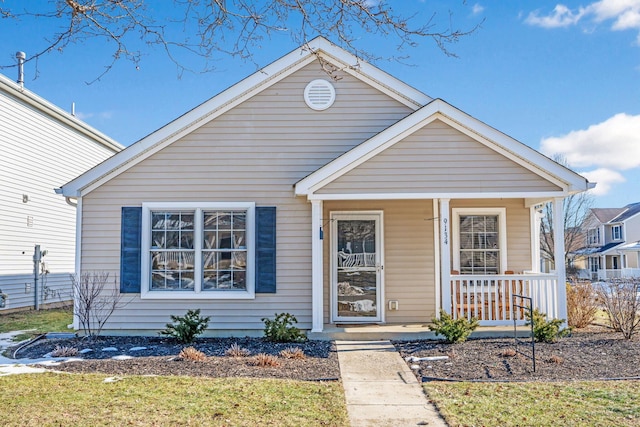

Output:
xmin=573 ymin=202 xmax=640 ymax=280
xmin=58 ymin=38 xmax=591 ymax=336
xmin=0 ymin=72 xmax=122 ymax=312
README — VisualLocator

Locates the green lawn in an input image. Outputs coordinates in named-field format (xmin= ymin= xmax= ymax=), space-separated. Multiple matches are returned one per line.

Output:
xmin=0 ymin=373 xmax=349 ymax=427
xmin=0 ymin=308 xmax=73 ymax=341
xmin=426 ymin=380 xmax=640 ymax=426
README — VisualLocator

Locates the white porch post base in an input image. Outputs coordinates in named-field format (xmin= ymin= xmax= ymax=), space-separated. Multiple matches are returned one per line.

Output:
xmin=311 ymin=200 xmax=324 ymax=332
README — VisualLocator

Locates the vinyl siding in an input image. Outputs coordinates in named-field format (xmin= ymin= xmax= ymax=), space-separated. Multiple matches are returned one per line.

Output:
xmin=317 ymin=120 xmax=561 ymax=194
xmin=450 ymin=199 xmax=532 ymax=274
xmin=0 ymin=86 xmax=118 ymax=310
xmin=80 ymin=61 xmax=414 ymax=333
xmin=323 ymin=200 xmax=437 ymax=323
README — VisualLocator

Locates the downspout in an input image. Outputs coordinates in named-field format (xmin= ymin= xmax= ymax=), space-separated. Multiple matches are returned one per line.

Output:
xmin=65 ymin=196 xmax=78 ymax=207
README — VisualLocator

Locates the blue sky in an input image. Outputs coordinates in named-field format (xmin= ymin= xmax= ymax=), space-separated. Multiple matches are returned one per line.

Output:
xmin=1 ymin=1 xmax=639 ymax=208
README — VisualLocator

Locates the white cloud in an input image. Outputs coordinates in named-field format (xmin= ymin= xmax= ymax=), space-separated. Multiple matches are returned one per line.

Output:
xmin=540 ymin=113 xmax=640 ymax=195
xmin=472 ymin=4 xmax=485 ymax=15
xmin=525 ymin=4 xmax=586 ymax=28
xmin=525 ymin=0 xmax=640 ymax=40
xmin=580 ymin=168 xmax=626 ymax=195
xmin=540 ymin=113 xmax=640 ymax=170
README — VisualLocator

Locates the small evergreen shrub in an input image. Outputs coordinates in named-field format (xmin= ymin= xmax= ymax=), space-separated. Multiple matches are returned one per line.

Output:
xmin=179 ymin=346 xmax=207 ymax=361
xmin=525 ymin=308 xmax=570 ymax=343
xmin=262 ymin=313 xmax=306 ymax=343
xmin=429 ymin=309 xmax=479 ymax=343
xmin=159 ymin=309 xmax=210 ymax=344
xmin=225 ymin=343 xmax=251 ymax=357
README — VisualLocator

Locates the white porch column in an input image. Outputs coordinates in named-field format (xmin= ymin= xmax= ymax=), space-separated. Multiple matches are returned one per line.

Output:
xmin=531 ymin=205 xmax=542 ymax=273
xmin=311 ymin=200 xmax=324 ymax=332
xmin=439 ymin=199 xmax=451 ymax=317
xmin=553 ymin=197 xmax=568 ymax=321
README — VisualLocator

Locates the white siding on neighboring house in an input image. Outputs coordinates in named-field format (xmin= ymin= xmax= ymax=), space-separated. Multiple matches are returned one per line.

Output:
xmin=318 ymin=120 xmax=561 ymax=194
xmin=79 ymin=61 xmax=415 ymax=333
xmin=0 ymin=76 xmax=121 ymax=311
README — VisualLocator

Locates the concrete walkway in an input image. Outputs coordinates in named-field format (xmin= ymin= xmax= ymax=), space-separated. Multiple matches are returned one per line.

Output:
xmin=336 ymin=340 xmax=447 ymax=427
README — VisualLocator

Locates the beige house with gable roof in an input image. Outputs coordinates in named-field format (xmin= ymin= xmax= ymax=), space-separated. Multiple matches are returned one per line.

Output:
xmin=58 ymin=37 xmax=592 ymax=336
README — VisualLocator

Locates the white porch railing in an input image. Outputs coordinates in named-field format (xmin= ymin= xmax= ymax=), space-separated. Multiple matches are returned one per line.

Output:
xmin=597 ymin=268 xmax=640 ymax=280
xmin=449 ymin=274 xmax=559 ymax=325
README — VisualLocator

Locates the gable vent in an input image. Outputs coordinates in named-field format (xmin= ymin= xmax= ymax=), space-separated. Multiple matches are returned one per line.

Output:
xmin=304 ymin=79 xmax=336 ymax=111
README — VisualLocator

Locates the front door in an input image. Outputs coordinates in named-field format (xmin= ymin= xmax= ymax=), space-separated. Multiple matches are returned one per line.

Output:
xmin=331 ymin=212 xmax=383 ymax=323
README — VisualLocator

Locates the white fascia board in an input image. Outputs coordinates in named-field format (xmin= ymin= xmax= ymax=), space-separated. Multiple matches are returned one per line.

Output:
xmin=306 ymin=38 xmax=431 ymax=108
xmin=295 ymin=98 xmax=590 ymax=197
xmin=305 ymin=190 xmax=568 ymax=201
xmin=431 ymin=102 xmax=590 ymax=193
xmin=0 ymin=73 xmax=123 ymax=153
xmin=295 ymin=100 xmax=445 ymax=196
xmin=61 ymin=37 xmax=430 ymax=197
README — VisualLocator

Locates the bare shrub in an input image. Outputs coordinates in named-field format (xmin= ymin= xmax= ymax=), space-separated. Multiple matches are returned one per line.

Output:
xmin=252 ymin=353 xmax=280 ymax=367
xmin=71 ymin=272 xmax=128 ymax=338
xmin=595 ymin=278 xmax=640 ymax=339
xmin=501 ymin=348 xmax=516 ymax=358
xmin=566 ymin=281 xmax=598 ymax=328
xmin=280 ymin=347 xmax=306 ymax=360
xmin=548 ymin=355 xmax=564 ymax=364
xmin=178 ymin=347 xmax=207 ymax=362
xmin=51 ymin=346 xmax=79 ymax=357
xmin=225 ymin=343 xmax=251 ymax=357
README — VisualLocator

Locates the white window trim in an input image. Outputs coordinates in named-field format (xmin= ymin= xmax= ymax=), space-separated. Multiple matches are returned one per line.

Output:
xmin=141 ymin=202 xmax=255 ymax=300
xmin=611 ymin=224 xmax=622 ymax=241
xmin=452 ymin=208 xmax=508 ymax=274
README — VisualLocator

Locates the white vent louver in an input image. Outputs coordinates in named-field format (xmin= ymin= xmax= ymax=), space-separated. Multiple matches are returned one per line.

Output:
xmin=304 ymin=79 xmax=336 ymax=111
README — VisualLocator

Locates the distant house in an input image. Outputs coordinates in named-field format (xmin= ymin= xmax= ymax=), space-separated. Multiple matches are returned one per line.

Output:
xmin=58 ymin=38 xmax=591 ymax=336
xmin=0 ymin=73 xmax=122 ymax=312
xmin=573 ymin=202 xmax=640 ymax=280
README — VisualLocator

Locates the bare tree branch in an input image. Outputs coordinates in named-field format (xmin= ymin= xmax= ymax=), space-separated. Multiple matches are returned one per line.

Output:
xmin=0 ymin=0 xmax=482 ymax=81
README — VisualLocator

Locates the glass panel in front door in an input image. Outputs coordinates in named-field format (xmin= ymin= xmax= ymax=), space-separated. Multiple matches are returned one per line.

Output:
xmin=336 ymin=219 xmax=378 ymax=318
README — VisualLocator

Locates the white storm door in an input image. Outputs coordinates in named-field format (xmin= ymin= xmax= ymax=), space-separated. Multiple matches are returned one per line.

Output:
xmin=331 ymin=212 xmax=383 ymax=323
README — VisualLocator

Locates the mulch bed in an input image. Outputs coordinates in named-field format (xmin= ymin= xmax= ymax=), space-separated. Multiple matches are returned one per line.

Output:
xmin=10 ymin=325 xmax=640 ymax=382
xmin=395 ymin=325 xmax=640 ymax=382
xmin=13 ymin=337 xmax=340 ymax=381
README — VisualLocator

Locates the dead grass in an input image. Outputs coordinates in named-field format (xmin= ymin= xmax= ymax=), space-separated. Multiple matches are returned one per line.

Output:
xmin=50 ymin=346 xmax=78 ymax=357
xmin=426 ymin=380 xmax=640 ymax=426
xmin=178 ymin=346 xmax=207 ymax=361
xmin=225 ymin=342 xmax=251 ymax=357
xmin=280 ymin=347 xmax=306 ymax=360
xmin=252 ymin=353 xmax=280 ymax=367
xmin=0 ymin=373 xmax=348 ymax=426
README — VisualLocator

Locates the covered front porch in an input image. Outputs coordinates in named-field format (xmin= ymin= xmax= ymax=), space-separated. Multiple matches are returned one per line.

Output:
xmin=304 ymin=197 xmax=568 ymax=331
xmin=292 ymin=102 xmax=585 ymax=335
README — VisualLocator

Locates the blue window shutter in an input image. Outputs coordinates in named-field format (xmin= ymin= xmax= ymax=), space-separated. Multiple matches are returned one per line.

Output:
xmin=255 ymin=206 xmax=276 ymax=293
xmin=120 ymin=207 xmax=142 ymax=293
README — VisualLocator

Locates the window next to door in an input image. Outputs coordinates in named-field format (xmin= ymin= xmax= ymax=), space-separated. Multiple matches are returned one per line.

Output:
xmin=452 ymin=208 xmax=507 ymax=275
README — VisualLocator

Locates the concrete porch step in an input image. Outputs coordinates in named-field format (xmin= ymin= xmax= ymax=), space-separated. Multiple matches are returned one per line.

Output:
xmin=309 ymin=323 xmax=533 ymax=341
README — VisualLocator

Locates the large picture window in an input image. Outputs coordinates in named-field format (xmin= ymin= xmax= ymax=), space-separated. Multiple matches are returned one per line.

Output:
xmin=141 ymin=202 xmax=255 ymax=299
xmin=452 ymin=208 xmax=507 ymax=275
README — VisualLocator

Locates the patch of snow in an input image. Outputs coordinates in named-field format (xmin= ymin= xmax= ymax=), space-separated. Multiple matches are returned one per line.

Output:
xmin=129 ymin=347 xmax=147 ymax=352
xmin=0 ymin=365 xmax=48 ymax=376
xmin=103 ymin=376 xmax=124 ymax=383
xmin=79 ymin=348 xmax=93 ymax=354
xmin=101 ymin=347 xmax=118 ymax=352
xmin=112 ymin=355 xmax=133 ymax=360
